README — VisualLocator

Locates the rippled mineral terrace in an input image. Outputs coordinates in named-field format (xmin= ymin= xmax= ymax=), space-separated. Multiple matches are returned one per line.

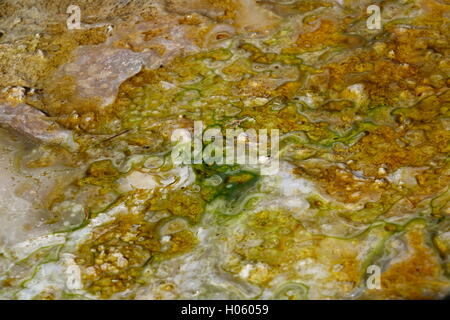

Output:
xmin=0 ymin=0 xmax=449 ymax=299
